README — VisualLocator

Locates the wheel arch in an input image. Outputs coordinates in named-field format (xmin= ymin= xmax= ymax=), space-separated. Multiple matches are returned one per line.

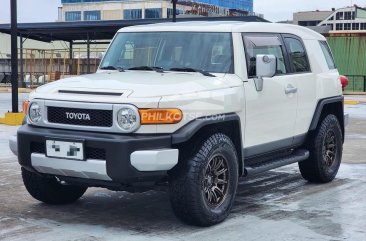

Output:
xmin=171 ymin=113 xmax=244 ymax=176
xmin=309 ymin=96 xmax=345 ymax=142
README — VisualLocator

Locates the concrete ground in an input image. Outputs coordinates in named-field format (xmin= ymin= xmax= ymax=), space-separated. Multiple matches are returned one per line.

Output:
xmin=0 ymin=94 xmax=365 ymax=240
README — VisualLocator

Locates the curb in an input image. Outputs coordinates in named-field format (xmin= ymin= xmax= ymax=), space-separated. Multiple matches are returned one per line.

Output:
xmin=0 ymin=112 xmax=25 ymax=126
xmin=0 ymin=88 xmax=33 ymax=93
xmin=344 ymin=100 xmax=360 ymax=105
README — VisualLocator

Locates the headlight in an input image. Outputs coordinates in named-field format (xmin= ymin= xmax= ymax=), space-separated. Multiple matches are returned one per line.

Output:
xmin=116 ymin=107 xmax=140 ymax=132
xmin=28 ymin=102 xmax=42 ymax=123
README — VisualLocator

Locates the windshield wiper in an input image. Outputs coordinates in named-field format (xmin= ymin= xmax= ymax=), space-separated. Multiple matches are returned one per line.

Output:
xmin=100 ymin=66 xmax=125 ymax=72
xmin=169 ymin=67 xmax=216 ymax=77
xmin=128 ymin=66 xmax=164 ymax=73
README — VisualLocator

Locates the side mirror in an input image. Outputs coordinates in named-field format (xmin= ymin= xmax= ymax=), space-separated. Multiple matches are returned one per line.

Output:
xmin=254 ymin=54 xmax=277 ymax=91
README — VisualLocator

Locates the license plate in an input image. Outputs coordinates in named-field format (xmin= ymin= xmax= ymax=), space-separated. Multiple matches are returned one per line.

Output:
xmin=46 ymin=140 xmax=84 ymax=161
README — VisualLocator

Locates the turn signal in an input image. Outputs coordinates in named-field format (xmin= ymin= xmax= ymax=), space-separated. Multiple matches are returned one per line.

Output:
xmin=22 ymin=100 xmax=30 ymax=114
xmin=139 ymin=109 xmax=183 ymax=124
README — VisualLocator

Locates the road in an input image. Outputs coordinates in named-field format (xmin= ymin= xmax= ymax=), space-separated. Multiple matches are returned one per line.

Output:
xmin=0 ymin=94 xmax=365 ymax=241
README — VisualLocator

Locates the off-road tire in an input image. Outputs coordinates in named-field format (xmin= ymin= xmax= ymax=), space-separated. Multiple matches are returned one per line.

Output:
xmin=169 ymin=133 xmax=239 ymax=227
xmin=22 ymin=168 xmax=87 ymax=204
xmin=299 ymin=114 xmax=343 ymax=183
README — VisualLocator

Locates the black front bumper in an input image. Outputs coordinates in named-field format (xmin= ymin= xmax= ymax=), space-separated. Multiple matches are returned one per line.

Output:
xmin=17 ymin=124 xmax=172 ymax=184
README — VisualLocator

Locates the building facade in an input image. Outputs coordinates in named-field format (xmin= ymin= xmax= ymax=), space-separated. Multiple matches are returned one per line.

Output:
xmin=318 ymin=6 xmax=366 ymax=33
xmin=59 ymin=0 xmax=254 ymax=21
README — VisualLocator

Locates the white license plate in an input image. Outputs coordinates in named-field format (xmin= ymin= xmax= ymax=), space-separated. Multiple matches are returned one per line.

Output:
xmin=46 ymin=140 xmax=84 ymax=160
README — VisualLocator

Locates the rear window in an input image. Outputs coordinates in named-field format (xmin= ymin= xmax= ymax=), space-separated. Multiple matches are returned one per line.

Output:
xmin=319 ymin=41 xmax=336 ymax=69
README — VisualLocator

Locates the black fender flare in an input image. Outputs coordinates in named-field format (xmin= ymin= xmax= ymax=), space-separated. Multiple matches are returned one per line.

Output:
xmin=171 ymin=113 xmax=244 ymax=175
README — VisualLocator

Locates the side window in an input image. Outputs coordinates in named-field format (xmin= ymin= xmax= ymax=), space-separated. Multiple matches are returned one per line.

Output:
xmin=284 ymin=37 xmax=310 ymax=73
xmin=243 ymin=35 xmax=287 ymax=78
xmin=319 ymin=41 xmax=336 ymax=69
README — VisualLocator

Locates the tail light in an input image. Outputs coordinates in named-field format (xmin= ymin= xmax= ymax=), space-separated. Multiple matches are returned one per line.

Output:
xmin=339 ymin=75 xmax=349 ymax=90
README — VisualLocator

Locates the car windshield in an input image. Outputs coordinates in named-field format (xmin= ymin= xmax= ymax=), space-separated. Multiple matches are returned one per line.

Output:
xmin=100 ymin=32 xmax=234 ymax=74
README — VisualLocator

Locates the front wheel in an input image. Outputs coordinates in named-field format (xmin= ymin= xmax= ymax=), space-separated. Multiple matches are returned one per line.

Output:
xmin=22 ymin=168 xmax=87 ymax=205
xmin=169 ymin=133 xmax=239 ymax=227
xmin=299 ymin=114 xmax=343 ymax=183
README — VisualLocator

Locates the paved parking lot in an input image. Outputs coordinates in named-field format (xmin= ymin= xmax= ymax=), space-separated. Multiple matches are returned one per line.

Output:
xmin=0 ymin=96 xmax=365 ymax=241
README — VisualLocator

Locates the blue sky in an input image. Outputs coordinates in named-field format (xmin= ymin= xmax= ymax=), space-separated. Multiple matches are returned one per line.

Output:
xmin=0 ymin=0 xmax=365 ymax=23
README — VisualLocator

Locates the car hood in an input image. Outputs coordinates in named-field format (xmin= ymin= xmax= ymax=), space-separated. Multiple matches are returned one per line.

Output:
xmin=32 ymin=71 xmax=238 ymax=99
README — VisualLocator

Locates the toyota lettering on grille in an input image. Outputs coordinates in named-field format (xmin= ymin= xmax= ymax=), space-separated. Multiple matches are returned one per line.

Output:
xmin=65 ymin=112 xmax=91 ymax=121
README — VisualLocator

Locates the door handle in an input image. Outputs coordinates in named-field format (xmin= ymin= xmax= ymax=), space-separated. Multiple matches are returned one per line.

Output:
xmin=285 ymin=84 xmax=298 ymax=94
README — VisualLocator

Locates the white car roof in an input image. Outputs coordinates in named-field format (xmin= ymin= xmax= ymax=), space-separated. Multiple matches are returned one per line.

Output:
xmin=118 ymin=21 xmax=325 ymax=40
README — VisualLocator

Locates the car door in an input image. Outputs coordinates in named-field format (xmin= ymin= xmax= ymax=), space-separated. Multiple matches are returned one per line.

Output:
xmin=242 ymin=33 xmax=299 ymax=157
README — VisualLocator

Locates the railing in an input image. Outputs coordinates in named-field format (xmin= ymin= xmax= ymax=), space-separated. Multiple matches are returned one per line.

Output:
xmin=344 ymin=75 xmax=366 ymax=93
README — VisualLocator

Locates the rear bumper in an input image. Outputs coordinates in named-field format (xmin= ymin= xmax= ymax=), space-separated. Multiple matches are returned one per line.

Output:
xmin=15 ymin=125 xmax=178 ymax=184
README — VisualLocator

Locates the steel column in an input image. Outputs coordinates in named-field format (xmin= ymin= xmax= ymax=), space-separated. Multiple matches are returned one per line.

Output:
xmin=69 ymin=41 xmax=73 ymax=75
xmin=10 ymin=0 xmax=19 ymax=113
xmin=87 ymin=33 xmax=91 ymax=74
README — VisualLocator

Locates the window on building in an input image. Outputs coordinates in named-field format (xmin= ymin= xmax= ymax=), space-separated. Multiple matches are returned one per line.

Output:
xmin=336 ymin=23 xmax=343 ymax=30
xmin=284 ymin=37 xmax=310 ymax=73
xmin=243 ymin=35 xmax=287 ymax=77
xmin=319 ymin=41 xmax=336 ymax=69
xmin=328 ymin=16 xmax=334 ymax=21
xmin=65 ymin=11 xmax=81 ymax=21
xmin=145 ymin=8 xmax=162 ymax=19
xmin=124 ymin=9 xmax=142 ymax=20
xmin=327 ymin=24 xmax=334 ymax=30
xmin=361 ymin=23 xmax=366 ymax=30
xmin=344 ymin=23 xmax=351 ymax=30
xmin=352 ymin=23 xmax=360 ymax=30
xmin=336 ymin=12 xmax=344 ymax=20
xmin=84 ymin=11 xmax=101 ymax=21
xmin=344 ymin=11 xmax=353 ymax=20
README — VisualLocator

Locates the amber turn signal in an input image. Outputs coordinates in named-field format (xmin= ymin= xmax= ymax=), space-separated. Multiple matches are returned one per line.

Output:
xmin=22 ymin=100 xmax=30 ymax=114
xmin=139 ymin=109 xmax=183 ymax=124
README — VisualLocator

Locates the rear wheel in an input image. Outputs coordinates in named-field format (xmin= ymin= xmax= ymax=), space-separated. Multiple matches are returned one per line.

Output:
xmin=169 ymin=133 xmax=239 ymax=226
xmin=22 ymin=168 xmax=87 ymax=205
xmin=299 ymin=114 xmax=343 ymax=183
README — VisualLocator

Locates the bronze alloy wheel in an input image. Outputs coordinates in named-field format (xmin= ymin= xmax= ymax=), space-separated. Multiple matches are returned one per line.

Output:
xmin=323 ymin=130 xmax=337 ymax=167
xmin=203 ymin=154 xmax=229 ymax=207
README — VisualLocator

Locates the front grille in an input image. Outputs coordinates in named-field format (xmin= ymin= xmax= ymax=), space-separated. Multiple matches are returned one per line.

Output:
xmin=86 ymin=147 xmax=106 ymax=160
xmin=47 ymin=106 xmax=113 ymax=127
xmin=31 ymin=142 xmax=45 ymax=154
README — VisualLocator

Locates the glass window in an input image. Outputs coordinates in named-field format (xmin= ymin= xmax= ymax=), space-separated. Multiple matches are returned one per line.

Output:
xmin=284 ymin=38 xmax=310 ymax=73
xmin=65 ymin=11 xmax=81 ymax=21
xmin=100 ymin=32 xmax=234 ymax=74
xmin=336 ymin=23 xmax=343 ymax=30
xmin=344 ymin=23 xmax=351 ymax=30
xmin=319 ymin=41 xmax=336 ymax=69
xmin=336 ymin=12 xmax=344 ymax=20
xmin=124 ymin=9 xmax=142 ymax=20
xmin=243 ymin=35 xmax=287 ymax=77
xmin=344 ymin=11 xmax=353 ymax=20
xmin=352 ymin=23 xmax=360 ymax=30
xmin=84 ymin=11 xmax=101 ymax=21
xmin=145 ymin=8 xmax=162 ymax=19
xmin=361 ymin=23 xmax=366 ymax=30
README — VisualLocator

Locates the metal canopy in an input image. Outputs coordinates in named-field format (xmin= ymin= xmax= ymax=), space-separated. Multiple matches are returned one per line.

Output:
xmin=0 ymin=16 xmax=269 ymax=43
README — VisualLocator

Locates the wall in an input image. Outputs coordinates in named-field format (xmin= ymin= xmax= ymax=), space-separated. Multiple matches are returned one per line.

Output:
xmin=327 ymin=35 xmax=366 ymax=92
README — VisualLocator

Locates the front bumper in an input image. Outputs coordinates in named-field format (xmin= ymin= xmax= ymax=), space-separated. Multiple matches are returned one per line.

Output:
xmin=13 ymin=125 xmax=178 ymax=184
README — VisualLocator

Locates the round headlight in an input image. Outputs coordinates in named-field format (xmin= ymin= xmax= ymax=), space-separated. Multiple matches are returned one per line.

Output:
xmin=28 ymin=102 xmax=42 ymax=123
xmin=117 ymin=107 xmax=140 ymax=132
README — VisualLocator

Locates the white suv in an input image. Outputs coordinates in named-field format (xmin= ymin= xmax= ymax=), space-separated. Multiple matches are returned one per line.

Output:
xmin=10 ymin=21 xmax=347 ymax=226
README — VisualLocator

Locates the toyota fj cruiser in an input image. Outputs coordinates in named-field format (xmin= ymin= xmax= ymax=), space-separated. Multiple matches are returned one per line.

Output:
xmin=10 ymin=21 xmax=348 ymax=226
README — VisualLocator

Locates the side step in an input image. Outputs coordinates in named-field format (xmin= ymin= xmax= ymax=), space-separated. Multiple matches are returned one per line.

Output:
xmin=244 ymin=149 xmax=309 ymax=177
